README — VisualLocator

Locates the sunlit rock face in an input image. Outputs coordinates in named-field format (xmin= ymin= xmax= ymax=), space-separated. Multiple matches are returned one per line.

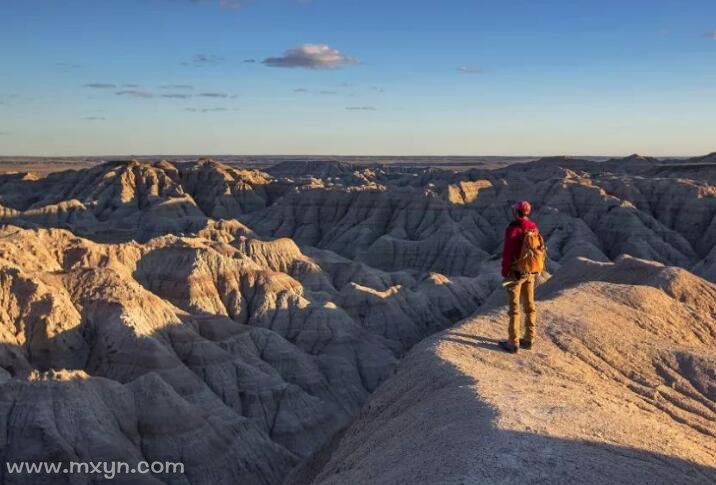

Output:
xmin=289 ymin=257 xmax=716 ymax=485
xmin=0 ymin=155 xmax=714 ymax=484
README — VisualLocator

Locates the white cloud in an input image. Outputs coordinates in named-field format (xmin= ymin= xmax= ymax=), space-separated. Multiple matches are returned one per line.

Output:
xmin=263 ymin=44 xmax=358 ymax=70
xmin=457 ymin=66 xmax=484 ymax=75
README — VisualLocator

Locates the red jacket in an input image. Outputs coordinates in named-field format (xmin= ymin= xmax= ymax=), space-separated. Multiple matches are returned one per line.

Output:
xmin=501 ymin=217 xmax=538 ymax=277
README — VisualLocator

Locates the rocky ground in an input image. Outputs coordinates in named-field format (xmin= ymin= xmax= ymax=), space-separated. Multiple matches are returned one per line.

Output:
xmin=0 ymin=154 xmax=714 ymax=483
xmin=289 ymin=257 xmax=716 ymax=484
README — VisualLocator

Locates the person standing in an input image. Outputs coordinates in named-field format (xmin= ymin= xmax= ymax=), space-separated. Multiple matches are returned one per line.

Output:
xmin=498 ymin=201 xmax=545 ymax=354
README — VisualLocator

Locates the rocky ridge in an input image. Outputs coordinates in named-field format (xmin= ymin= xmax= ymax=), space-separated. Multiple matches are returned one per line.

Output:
xmin=0 ymin=154 xmax=714 ymax=483
xmin=290 ymin=257 xmax=716 ymax=484
xmin=0 ymin=225 xmax=492 ymax=484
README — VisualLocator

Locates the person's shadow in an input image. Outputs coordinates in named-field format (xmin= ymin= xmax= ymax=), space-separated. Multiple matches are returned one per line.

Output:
xmin=441 ymin=332 xmax=504 ymax=352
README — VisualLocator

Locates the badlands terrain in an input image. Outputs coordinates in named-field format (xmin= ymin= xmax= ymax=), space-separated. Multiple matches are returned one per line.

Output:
xmin=0 ymin=154 xmax=714 ymax=483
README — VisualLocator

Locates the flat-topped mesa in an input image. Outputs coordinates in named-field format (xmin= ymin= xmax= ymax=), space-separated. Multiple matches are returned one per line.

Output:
xmin=266 ymin=160 xmax=359 ymax=179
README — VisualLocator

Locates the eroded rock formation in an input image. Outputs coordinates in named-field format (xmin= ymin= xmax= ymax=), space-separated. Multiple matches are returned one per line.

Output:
xmin=290 ymin=257 xmax=716 ymax=484
xmin=0 ymin=154 xmax=714 ymax=483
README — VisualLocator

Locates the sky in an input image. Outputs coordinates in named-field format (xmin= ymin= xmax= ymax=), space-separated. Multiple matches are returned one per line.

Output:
xmin=0 ymin=0 xmax=715 ymax=156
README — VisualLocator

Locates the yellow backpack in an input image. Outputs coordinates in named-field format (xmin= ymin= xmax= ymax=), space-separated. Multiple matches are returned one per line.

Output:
xmin=515 ymin=230 xmax=546 ymax=274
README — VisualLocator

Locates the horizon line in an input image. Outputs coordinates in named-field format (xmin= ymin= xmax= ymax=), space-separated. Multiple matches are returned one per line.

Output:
xmin=0 ymin=152 xmax=710 ymax=160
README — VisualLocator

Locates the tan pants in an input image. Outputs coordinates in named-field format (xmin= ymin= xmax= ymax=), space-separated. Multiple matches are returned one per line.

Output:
xmin=505 ymin=274 xmax=537 ymax=347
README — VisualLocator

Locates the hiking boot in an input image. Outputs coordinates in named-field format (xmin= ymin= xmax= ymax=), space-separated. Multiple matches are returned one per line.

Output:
xmin=519 ymin=339 xmax=533 ymax=350
xmin=498 ymin=341 xmax=518 ymax=354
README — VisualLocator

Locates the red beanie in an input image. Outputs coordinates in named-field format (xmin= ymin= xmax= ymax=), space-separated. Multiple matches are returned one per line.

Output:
xmin=513 ymin=200 xmax=532 ymax=215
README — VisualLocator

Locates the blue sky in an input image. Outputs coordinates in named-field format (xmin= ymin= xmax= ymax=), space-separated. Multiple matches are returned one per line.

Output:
xmin=0 ymin=0 xmax=715 ymax=156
